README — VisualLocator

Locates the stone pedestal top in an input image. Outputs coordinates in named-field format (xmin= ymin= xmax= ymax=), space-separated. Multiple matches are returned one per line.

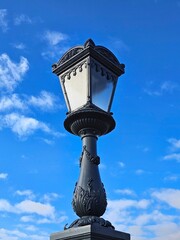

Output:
xmin=50 ymin=224 xmax=130 ymax=240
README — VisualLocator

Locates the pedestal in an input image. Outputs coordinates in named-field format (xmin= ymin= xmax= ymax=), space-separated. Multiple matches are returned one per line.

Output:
xmin=50 ymin=224 xmax=130 ymax=240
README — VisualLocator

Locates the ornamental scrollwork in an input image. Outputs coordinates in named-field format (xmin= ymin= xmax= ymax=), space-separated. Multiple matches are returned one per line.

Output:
xmin=91 ymin=60 xmax=116 ymax=82
xmin=61 ymin=60 xmax=87 ymax=80
xmin=79 ymin=145 xmax=100 ymax=167
xmin=65 ymin=216 xmax=115 ymax=229
xmin=59 ymin=47 xmax=83 ymax=65
xmin=72 ymin=178 xmax=107 ymax=217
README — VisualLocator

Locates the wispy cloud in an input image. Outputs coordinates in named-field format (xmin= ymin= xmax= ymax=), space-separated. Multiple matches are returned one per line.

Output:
xmin=0 ymin=91 xmax=64 ymax=139
xmin=0 ymin=198 xmax=55 ymax=218
xmin=15 ymin=190 xmax=35 ymax=200
xmin=144 ymin=81 xmax=178 ymax=96
xmin=28 ymin=90 xmax=64 ymax=111
xmin=163 ymin=138 xmax=180 ymax=163
xmin=16 ymin=200 xmax=55 ymax=218
xmin=1 ymin=113 xmax=52 ymax=138
xmin=0 ymin=173 xmax=8 ymax=180
xmin=42 ymin=30 xmax=69 ymax=59
xmin=0 ymin=53 xmax=29 ymax=92
xmin=0 ymin=228 xmax=48 ymax=240
xmin=135 ymin=169 xmax=145 ymax=175
xmin=118 ymin=161 xmax=125 ymax=168
xmin=164 ymin=174 xmax=180 ymax=182
xmin=0 ymin=9 xmax=8 ymax=32
xmin=104 ymin=188 xmax=180 ymax=240
xmin=14 ymin=14 xmax=32 ymax=25
xmin=0 ymin=94 xmax=26 ymax=112
xmin=13 ymin=43 xmax=26 ymax=50
xmin=42 ymin=193 xmax=62 ymax=203
xmin=105 ymin=198 xmax=150 ymax=226
xmin=0 ymin=189 xmax=68 ymax=234
xmin=44 ymin=31 xmax=68 ymax=46
xmin=163 ymin=153 xmax=180 ymax=162
xmin=0 ymin=91 xmax=63 ymax=113
xmin=151 ymin=188 xmax=180 ymax=209
xmin=167 ymin=138 xmax=180 ymax=150
xmin=110 ymin=38 xmax=130 ymax=53
xmin=114 ymin=188 xmax=136 ymax=196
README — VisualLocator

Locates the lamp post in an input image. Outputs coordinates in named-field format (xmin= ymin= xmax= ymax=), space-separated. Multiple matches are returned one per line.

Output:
xmin=51 ymin=39 xmax=130 ymax=240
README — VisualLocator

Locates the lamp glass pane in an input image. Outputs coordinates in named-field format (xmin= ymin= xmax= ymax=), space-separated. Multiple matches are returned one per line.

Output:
xmin=62 ymin=63 xmax=88 ymax=112
xmin=91 ymin=65 xmax=115 ymax=112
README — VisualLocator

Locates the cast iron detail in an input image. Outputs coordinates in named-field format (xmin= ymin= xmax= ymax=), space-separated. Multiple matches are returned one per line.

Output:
xmin=61 ymin=60 xmax=87 ymax=81
xmin=65 ymin=216 xmax=115 ymax=229
xmin=72 ymin=178 xmax=107 ymax=218
xmin=58 ymin=47 xmax=84 ymax=65
xmin=91 ymin=59 xmax=117 ymax=81
xmin=64 ymin=104 xmax=115 ymax=136
xmin=52 ymin=39 xmax=125 ymax=76
xmin=79 ymin=145 xmax=100 ymax=167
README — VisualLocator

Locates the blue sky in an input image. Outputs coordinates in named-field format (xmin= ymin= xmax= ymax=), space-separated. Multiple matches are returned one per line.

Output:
xmin=0 ymin=0 xmax=180 ymax=239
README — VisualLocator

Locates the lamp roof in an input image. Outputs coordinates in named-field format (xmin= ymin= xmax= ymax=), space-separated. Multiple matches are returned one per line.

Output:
xmin=52 ymin=39 xmax=125 ymax=76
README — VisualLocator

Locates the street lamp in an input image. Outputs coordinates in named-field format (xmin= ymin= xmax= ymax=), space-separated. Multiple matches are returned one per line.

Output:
xmin=51 ymin=39 xmax=130 ymax=240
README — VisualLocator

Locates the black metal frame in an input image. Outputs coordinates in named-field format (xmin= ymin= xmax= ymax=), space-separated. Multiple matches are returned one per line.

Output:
xmin=52 ymin=39 xmax=125 ymax=230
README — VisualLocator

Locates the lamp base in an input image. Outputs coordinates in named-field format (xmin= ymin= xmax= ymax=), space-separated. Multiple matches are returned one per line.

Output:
xmin=50 ymin=224 xmax=130 ymax=240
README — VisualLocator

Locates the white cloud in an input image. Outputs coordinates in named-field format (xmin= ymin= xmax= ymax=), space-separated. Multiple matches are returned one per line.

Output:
xmin=110 ymin=38 xmax=130 ymax=53
xmin=160 ymin=81 xmax=177 ymax=92
xmin=0 ymin=228 xmax=27 ymax=240
xmin=114 ymin=189 xmax=136 ymax=196
xmin=42 ymin=193 xmax=61 ymax=203
xmin=118 ymin=161 xmax=125 ymax=168
xmin=163 ymin=153 xmax=180 ymax=162
xmin=15 ymin=190 xmax=35 ymax=200
xmin=42 ymin=30 xmax=69 ymax=59
xmin=13 ymin=43 xmax=26 ymax=50
xmin=0 ymin=110 xmax=63 ymax=139
xmin=151 ymin=188 xmax=180 ymax=209
xmin=135 ymin=169 xmax=145 ymax=175
xmin=14 ymin=14 xmax=32 ymax=25
xmin=104 ymin=189 xmax=180 ymax=240
xmin=0 ymin=91 xmax=62 ymax=113
xmin=0 ymin=228 xmax=48 ymax=240
xmin=41 ymin=138 xmax=54 ymax=145
xmin=0 ymin=94 xmax=26 ymax=112
xmin=0 ymin=9 xmax=8 ymax=32
xmin=0 ymin=199 xmax=16 ymax=213
xmin=15 ymin=200 xmax=55 ymax=218
xmin=163 ymin=138 xmax=180 ymax=163
xmin=164 ymin=174 xmax=180 ymax=181
xmin=134 ymin=209 xmax=175 ymax=226
xmin=20 ymin=215 xmax=35 ymax=223
xmin=99 ymin=163 xmax=107 ymax=169
xmin=28 ymin=91 xmax=63 ymax=111
xmin=0 ymin=54 xmax=29 ymax=92
xmin=145 ymin=222 xmax=180 ymax=240
xmin=44 ymin=31 xmax=67 ymax=46
xmin=168 ymin=138 xmax=180 ymax=150
xmin=24 ymin=225 xmax=38 ymax=232
xmin=2 ymin=113 xmax=51 ymax=137
xmin=107 ymin=199 xmax=150 ymax=211
xmin=0 ymin=173 xmax=8 ymax=179
xmin=144 ymin=81 xmax=178 ymax=96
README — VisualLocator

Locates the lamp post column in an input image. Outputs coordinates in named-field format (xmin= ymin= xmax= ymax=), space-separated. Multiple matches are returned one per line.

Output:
xmin=63 ymin=105 xmax=116 ymax=228
xmin=72 ymin=129 xmax=107 ymax=222
xmin=50 ymin=39 xmax=131 ymax=240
